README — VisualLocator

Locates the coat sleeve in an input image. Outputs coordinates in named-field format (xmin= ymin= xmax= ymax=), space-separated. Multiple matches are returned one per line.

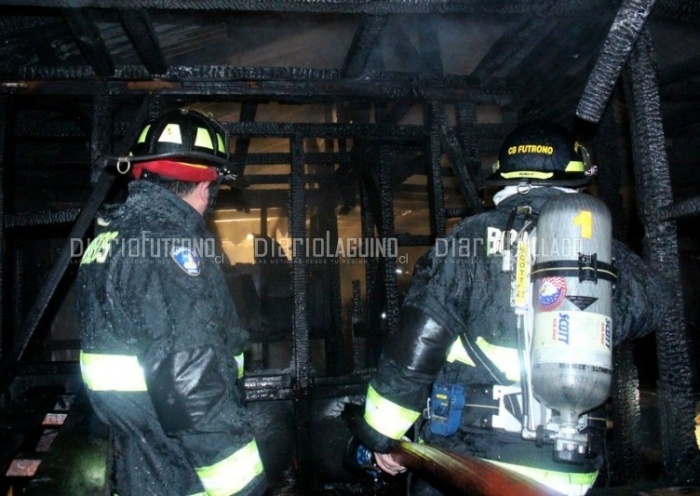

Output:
xmin=611 ymin=240 xmax=666 ymax=343
xmin=358 ymin=245 xmax=468 ymax=453
xmin=118 ymin=246 xmax=265 ymax=496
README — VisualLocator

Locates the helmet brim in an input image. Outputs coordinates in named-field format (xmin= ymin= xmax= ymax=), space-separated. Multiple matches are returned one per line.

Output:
xmin=483 ymin=170 xmax=591 ymax=187
xmin=126 ymin=151 xmax=232 ymax=170
xmin=115 ymin=152 xmax=248 ymax=188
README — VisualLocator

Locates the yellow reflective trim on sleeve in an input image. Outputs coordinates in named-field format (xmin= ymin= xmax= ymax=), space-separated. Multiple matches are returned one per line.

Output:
xmin=194 ymin=127 xmax=215 ymax=150
xmin=486 ymin=459 xmax=597 ymax=496
xmin=81 ymin=231 xmax=119 ymax=265
xmin=475 ymin=337 xmax=520 ymax=383
xmin=446 ymin=338 xmax=476 ymax=366
xmin=216 ymin=134 xmax=226 ymax=154
xmin=80 ymin=351 xmax=147 ymax=392
xmin=364 ymin=385 xmax=421 ymax=440
xmin=234 ymin=352 xmax=245 ymax=379
xmin=445 ymin=336 xmax=520 ymax=382
xmin=195 ymin=439 xmax=264 ymax=496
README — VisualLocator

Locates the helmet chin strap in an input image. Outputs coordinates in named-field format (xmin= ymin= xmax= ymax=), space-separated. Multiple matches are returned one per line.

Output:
xmin=203 ymin=179 xmax=222 ymax=218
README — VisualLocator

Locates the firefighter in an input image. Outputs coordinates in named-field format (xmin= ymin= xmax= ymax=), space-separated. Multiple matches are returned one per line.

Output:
xmin=77 ymin=109 xmax=266 ymax=496
xmin=355 ymin=120 xmax=663 ymax=495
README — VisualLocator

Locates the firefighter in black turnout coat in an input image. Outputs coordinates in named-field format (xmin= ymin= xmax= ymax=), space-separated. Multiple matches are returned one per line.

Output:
xmin=356 ymin=121 xmax=663 ymax=495
xmin=77 ymin=109 xmax=266 ymax=496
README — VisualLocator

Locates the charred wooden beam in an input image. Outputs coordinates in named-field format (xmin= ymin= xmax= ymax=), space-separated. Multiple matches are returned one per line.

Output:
xmin=61 ymin=9 xmax=115 ymax=78
xmin=577 ymin=0 xmax=658 ymax=123
xmin=455 ymin=101 xmax=483 ymax=192
xmin=14 ymin=119 xmax=86 ymax=138
xmin=245 ymin=174 xmax=331 ymax=185
xmin=289 ymin=132 xmax=310 ymax=391
xmin=471 ymin=19 xmax=554 ymax=84
xmin=426 ymin=102 xmax=446 ymax=240
xmin=0 ymin=0 xmax=627 ymax=16
xmin=4 ymin=210 xmax=81 ymax=228
xmin=342 ymin=15 xmax=388 ymax=79
xmin=289 ymin=132 xmax=314 ymax=493
xmin=355 ymin=121 xmax=383 ymax=366
xmin=119 ymin=9 xmax=167 ymax=75
xmin=428 ymin=101 xmax=483 ymax=213
xmin=0 ymin=66 xmax=513 ymax=105
xmin=231 ymin=102 xmax=257 ymax=174
xmin=622 ymin=27 xmax=699 ymax=478
xmin=223 ymin=121 xmax=426 ymax=140
xmin=379 ymin=145 xmax=400 ymax=338
xmin=511 ymin=19 xmax=593 ymax=98
xmin=0 ymin=97 xmax=153 ymax=396
xmin=242 ymin=374 xmax=294 ymax=402
xmin=417 ymin=15 xmax=443 ymax=78
xmin=245 ymin=151 xmax=350 ymax=165
xmin=2 ymin=68 xmax=513 ymax=106
xmin=661 ymin=196 xmax=700 ymax=220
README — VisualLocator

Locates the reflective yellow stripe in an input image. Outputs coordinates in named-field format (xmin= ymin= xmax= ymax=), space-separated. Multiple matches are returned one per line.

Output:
xmin=234 ymin=352 xmax=245 ymax=379
xmin=564 ymin=159 xmax=585 ymax=172
xmin=475 ymin=337 xmax=520 ymax=383
xmin=195 ymin=439 xmax=264 ymax=496
xmin=137 ymin=124 xmax=151 ymax=144
xmin=364 ymin=385 xmax=421 ymax=440
xmin=216 ymin=134 xmax=226 ymax=154
xmin=446 ymin=339 xmax=475 ymax=366
xmin=80 ymin=351 xmax=147 ymax=392
xmin=445 ymin=337 xmax=520 ymax=383
xmin=194 ymin=127 xmax=215 ymax=150
xmin=501 ymin=170 xmax=554 ymax=180
xmin=486 ymin=460 xmax=597 ymax=496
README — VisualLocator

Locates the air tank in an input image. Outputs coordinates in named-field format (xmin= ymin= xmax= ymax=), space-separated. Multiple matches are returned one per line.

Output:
xmin=530 ymin=193 xmax=615 ymax=462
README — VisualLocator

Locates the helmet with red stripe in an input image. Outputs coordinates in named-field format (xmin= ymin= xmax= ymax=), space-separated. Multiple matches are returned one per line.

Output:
xmin=127 ymin=108 xmax=243 ymax=186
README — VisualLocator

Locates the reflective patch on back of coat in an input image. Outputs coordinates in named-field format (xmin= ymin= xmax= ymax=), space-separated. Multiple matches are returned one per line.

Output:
xmin=171 ymin=246 xmax=201 ymax=276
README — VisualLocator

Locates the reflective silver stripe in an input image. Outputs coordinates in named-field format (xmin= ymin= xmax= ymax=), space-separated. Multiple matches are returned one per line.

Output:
xmin=486 ymin=459 xmax=597 ymax=496
xmin=446 ymin=337 xmax=520 ymax=382
xmin=195 ymin=439 xmax=264 ymax=496
xmin=364 ymin=385 xmax=421 ymax=440
xmin=80 ymin=351 xmax=147 ymax=392
xmin=234 ymin=352 xmax=244 ymax=379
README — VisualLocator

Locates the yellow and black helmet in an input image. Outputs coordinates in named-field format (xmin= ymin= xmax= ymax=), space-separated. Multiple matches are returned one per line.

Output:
xmin=124 ymin=108 xmax=244 ymax=186
xmin=485 ymin=120 xmax=593 ymax=187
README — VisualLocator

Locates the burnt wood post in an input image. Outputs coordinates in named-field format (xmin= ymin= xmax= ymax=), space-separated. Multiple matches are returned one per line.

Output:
xmin=425 ymin=102 xmax=446 ymax=240
xmin=378 ymin=145 xmax=399 ymax=338
xmin=289 ymin=132 xmax=313 ymax=492
xmin=622 ymin=27 xmax=699 ymax=479
xmin=593 ymin=97 xmax=644 ymax=484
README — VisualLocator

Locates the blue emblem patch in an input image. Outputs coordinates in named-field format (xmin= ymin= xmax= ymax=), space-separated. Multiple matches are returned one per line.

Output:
xmin=171 ymin=246 xmax=201 ymax=276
